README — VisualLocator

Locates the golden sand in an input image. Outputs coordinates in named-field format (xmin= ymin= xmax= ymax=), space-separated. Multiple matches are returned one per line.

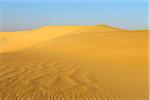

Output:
xmin=0 ymin=25 xmax=149 ymax=100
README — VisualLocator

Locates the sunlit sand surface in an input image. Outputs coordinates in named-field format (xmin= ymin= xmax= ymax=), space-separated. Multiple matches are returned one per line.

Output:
xmin=0 ymin=25 xmax=148 ymax=100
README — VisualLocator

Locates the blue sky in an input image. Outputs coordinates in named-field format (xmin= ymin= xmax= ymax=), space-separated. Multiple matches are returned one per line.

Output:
xmin=1 ymin=0 xmax=148 ymax=2
xmin=0 ymin=0 xmax=149 ymax=31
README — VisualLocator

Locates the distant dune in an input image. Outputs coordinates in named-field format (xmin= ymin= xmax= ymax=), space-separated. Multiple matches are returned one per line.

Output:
xmin=0 ymin=25 xmax=149 ymax=100
xmin=0 ymin=25 xmax=121 ymax=54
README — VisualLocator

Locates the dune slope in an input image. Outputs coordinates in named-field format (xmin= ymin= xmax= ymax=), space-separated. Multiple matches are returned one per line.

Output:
xmin=0 ymin=25 xmax=149 ymax=100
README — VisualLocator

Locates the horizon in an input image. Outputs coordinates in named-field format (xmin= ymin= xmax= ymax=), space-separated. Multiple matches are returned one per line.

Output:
xmin=0 ymin=24 xmax=149 ymax=32
xmin=0 ymin=0 xmax=149 ymax=31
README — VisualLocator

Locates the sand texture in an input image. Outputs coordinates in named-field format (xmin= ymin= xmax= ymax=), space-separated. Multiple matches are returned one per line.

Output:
xmin=0 ymin=25 xmax=149 ymax=100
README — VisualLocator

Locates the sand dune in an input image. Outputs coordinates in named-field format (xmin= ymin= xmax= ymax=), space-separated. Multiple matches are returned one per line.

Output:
xmin=0 ymin=25 xmax=121 ymax=54
xmin=0 ymin=25 xmax=149 ymax=100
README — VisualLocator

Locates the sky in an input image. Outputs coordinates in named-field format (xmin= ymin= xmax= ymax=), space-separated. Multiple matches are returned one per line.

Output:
xmin=0 ymin=0 xmax=149 ymax=31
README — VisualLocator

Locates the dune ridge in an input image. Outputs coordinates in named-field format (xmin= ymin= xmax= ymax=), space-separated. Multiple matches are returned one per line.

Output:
xmin=0 ymin=25 xmax=149 ymax=100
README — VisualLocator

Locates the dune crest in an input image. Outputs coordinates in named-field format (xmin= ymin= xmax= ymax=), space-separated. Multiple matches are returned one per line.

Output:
xmin=96 ymin=24 xmax=122 ymax=30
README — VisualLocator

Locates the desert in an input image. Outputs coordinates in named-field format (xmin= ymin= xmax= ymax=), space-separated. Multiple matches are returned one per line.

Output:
xmin=0 ymin=25 xmax=149 ymax=100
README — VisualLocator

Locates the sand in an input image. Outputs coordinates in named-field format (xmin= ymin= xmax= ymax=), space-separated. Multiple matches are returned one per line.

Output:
xmin=0 ymin=25 xmax=149 ymax=100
